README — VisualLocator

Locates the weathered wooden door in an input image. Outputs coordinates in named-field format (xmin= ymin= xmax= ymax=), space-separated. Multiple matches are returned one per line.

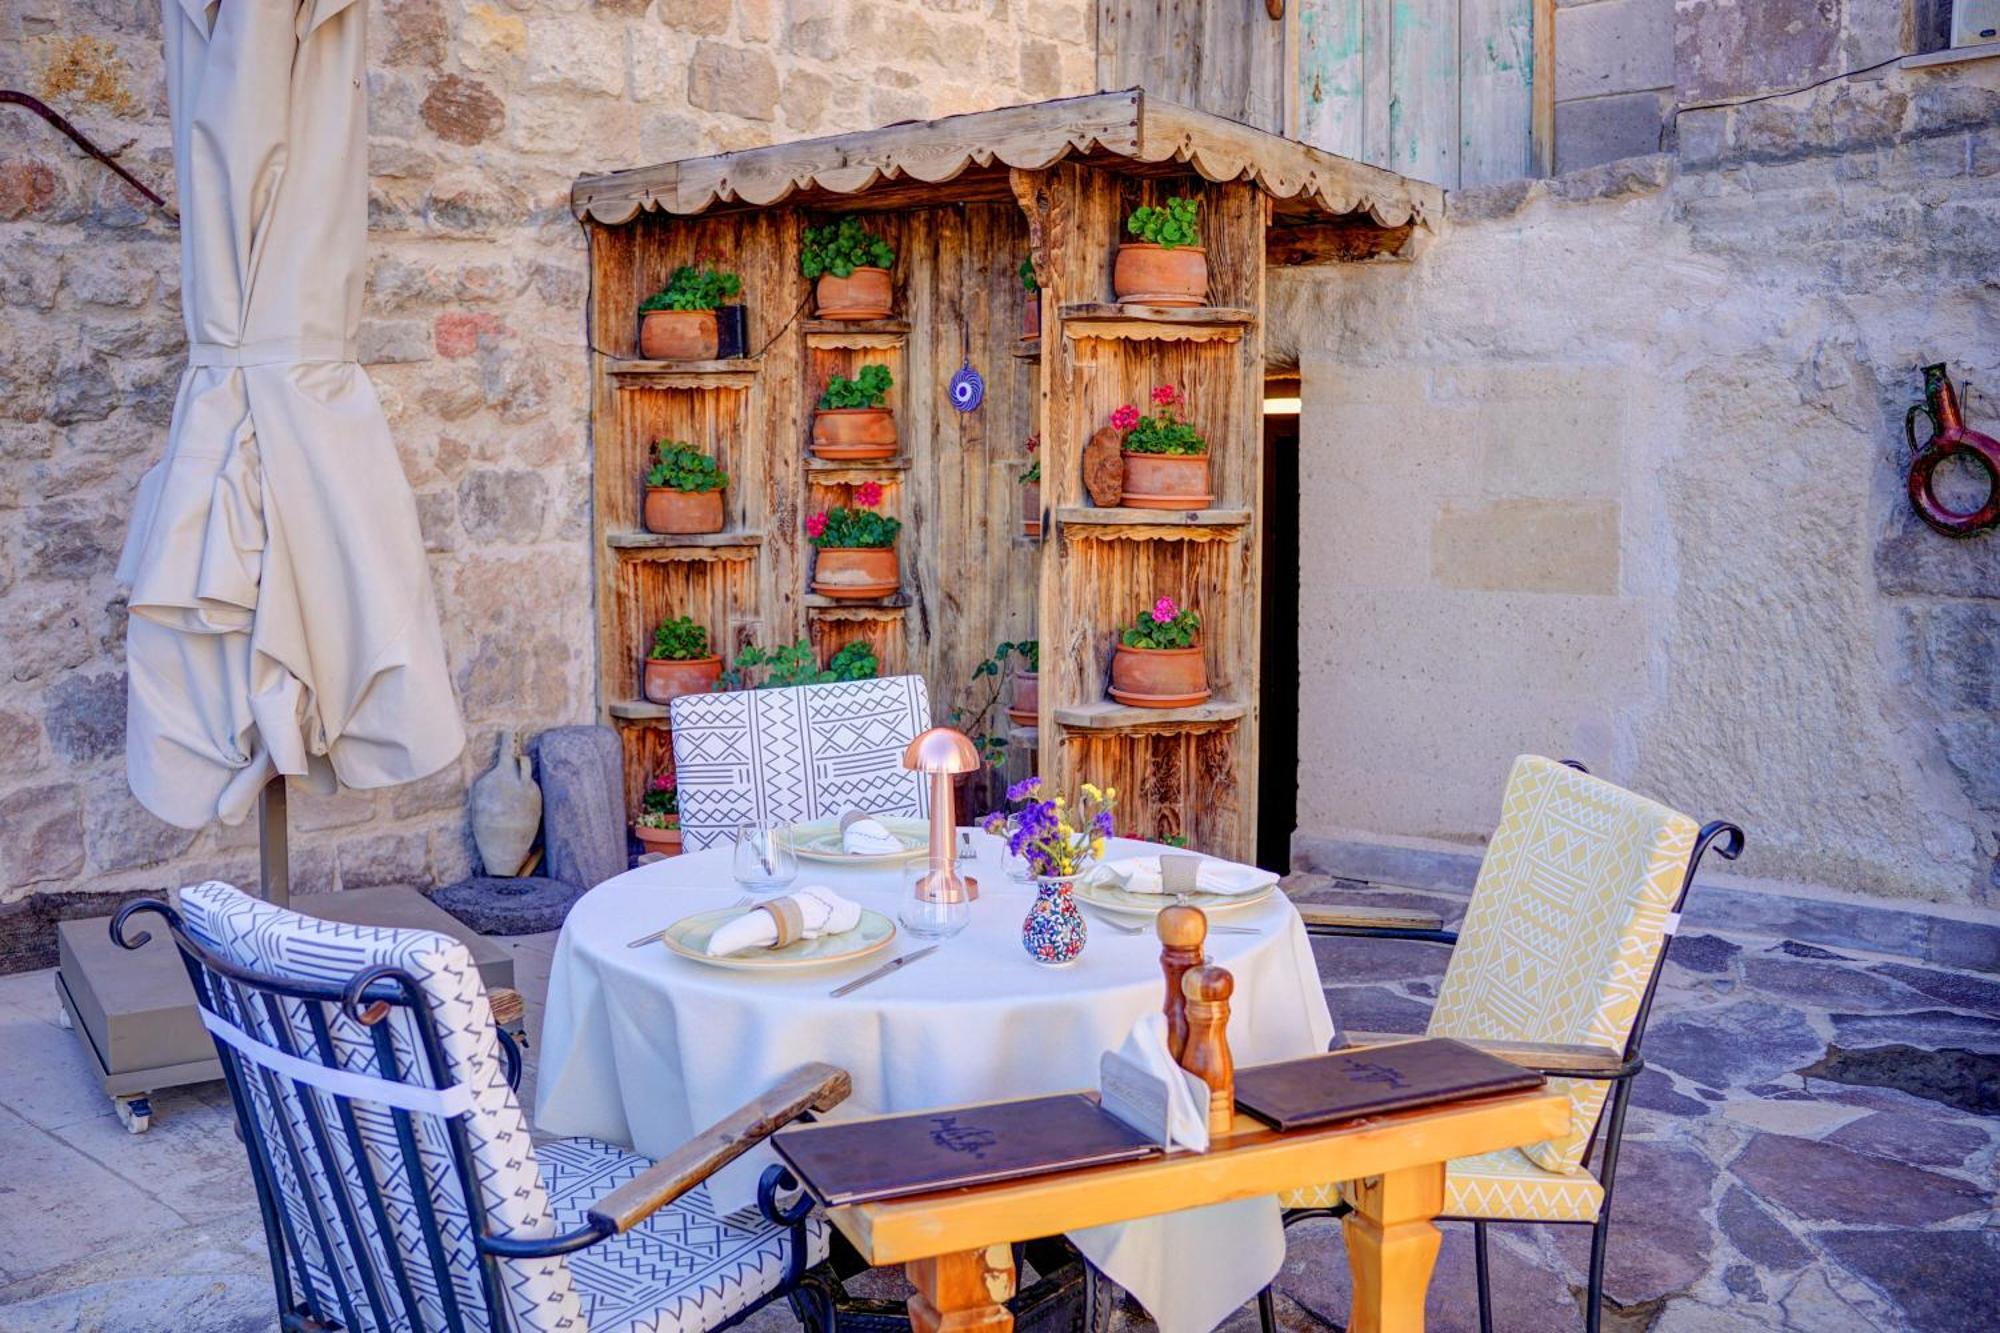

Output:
xmin=1097 ymin=0 xmax=1295 ymax=134
xmin=1296 ymin=0 xmax=1549 ymax=188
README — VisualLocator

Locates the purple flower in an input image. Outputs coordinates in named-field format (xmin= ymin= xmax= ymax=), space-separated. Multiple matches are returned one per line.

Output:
xmin=1092 ymin=810 xmax=1115 ymax=836
xmin=1007 ymin=776 xmax=1043 ymax=803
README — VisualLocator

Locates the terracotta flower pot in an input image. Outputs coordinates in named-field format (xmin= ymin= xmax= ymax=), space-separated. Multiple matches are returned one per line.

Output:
xmin=1112 ymin=243 xmax=1208 ymax=307
xmin=814 ymin=267 xmax=894 ymax=320
xmin=1109 ymin=644 xmax=1209 ymax=708
xmin=642 ymin=655 xmax=723 ymax=704
xmin=1020 ymin=478 xmax=1041 ymax=537
xmin=1120 ymin=452 xmax=1212 ymax=510
xmin=639 ymin=309 xmax=719 ymax=360
xmin=643 ymin=486 xmax=725 ymax=535
xmin=811 ymin=407 xmax=898 ymax=460
xmin=812 ymin=546 xmax=899 ymax=599
xmin=634 ymin=823 xmax=682 ymax=856
xmin=1022 ymin=298 xmax=1041 ymax=341
xmin=1007 ymin=669 xmax=1039 ymax=724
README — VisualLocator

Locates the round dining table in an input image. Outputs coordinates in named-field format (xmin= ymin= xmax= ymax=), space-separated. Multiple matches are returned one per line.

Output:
xmin=534 ymin=830 xmax=1337 ymax=1333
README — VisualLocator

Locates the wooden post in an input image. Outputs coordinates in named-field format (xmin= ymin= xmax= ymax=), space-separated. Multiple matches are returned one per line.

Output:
xmin=1178 ymin=963 xmax=1235 ymax=1137
xmin=1156 ymin=903 xmax=1207 ymax=1059
xmin=907 ymin=1245 xmax=1016 ymax=1333
xmin=1344 ymin=1164 xmax=1446 ymax=1333
xmin=258 ymin=779 xmax=290 ymax=908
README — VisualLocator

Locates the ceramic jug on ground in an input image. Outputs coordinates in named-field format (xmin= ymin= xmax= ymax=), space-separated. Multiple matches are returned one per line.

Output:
xmin=471 ymin=729 xmax=542 ymax=877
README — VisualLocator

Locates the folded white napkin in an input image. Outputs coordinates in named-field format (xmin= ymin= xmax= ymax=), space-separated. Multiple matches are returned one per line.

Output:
xmin=839 ymin=812 xmax=904 ymax=856
xmin=704 ymin=885 xmax=863 ymax=956
xmin=1083 ymin=854 xmax=1278 ymax=897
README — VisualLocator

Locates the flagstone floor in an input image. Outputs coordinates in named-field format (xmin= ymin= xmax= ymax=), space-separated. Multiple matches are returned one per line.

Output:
xmin=0 ymin=886 xmax=1992 ymax=1332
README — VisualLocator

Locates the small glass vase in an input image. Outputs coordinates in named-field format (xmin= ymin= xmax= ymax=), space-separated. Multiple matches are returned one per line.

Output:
xmin=1022 ymin=875 xmax=1088 ymax=965
xmin=899 ymin=861 xmax=971 ymax=940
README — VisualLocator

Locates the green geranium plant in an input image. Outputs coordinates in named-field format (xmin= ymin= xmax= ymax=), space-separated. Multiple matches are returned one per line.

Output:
xmin=1125 ymin=196 xmax=1199 ymax=249
xmin=1110 ymin=385 xmax=1206 ymax=456
xmin=646 ymin=442 xmax=728 ymax=493
xmin=1019 ymin=257 xmax=1039 ymax=293
xmin=719 ymin=639 xmax=880 ymax=690
xmin=818 ymin=364 xmax=893 ymax=410
xmin=802 ymin=216 xmax=896 ymax=279
xmin=806 ymin=505 xmax=901 ymax=549
xmin=637 ymin=772 xmax=679 ymax=830
xmin=1120 ymin=596 xmax=1199 ymax=649
xmin=649 ymin=615 xmax=712 ymax=661
xmin=1021 ymin=433 xmax=1040 ymax=483
xmin=640 ymin=264 xmax=741 ymax=312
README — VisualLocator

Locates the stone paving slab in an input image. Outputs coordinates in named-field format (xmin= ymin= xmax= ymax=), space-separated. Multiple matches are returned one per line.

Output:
xmin=3 ymin=914 xmax=1998 ymax=1331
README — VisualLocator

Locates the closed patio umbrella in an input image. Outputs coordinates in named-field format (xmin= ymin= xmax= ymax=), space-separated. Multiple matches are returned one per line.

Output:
xmin=119 ymin=0 xmax=463 ymax=830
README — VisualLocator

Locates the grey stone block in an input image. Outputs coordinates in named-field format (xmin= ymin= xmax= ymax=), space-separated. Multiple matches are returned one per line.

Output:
xmin=1555 ymin=0 xmax=1675 ymax=100
xmin=534 ymin=724 xmax=626 ymax=890
xmin=431 ymin=875 xmax=584 ymax=936
xmin=1556 ymin=91 xmax=1670 ymax=173
xmin=1675 ymin=0 xmax=1839 ymax=104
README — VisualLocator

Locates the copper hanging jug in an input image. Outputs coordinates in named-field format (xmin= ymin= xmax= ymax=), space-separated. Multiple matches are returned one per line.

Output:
xmin=1906 ymin=363 xmax=2000 ymax=537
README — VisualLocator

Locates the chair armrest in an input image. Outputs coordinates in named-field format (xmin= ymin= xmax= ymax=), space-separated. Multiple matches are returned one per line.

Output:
xmin=1343 ymin=1031 xmax=1633 ymax=1079
xmin=1294 ymin=902 xmax=1454 ymax=939
xmin=585 ymin=1062 xmax=851 ymax=1235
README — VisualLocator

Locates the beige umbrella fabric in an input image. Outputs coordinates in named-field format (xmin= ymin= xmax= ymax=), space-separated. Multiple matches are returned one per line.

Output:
xmin=119 ymin=0 xmax=463 ymax=829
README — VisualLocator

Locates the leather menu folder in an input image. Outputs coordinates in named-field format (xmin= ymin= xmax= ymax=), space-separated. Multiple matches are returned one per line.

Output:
xmin=772 ymin=1093 xmax=1161 ymax=1206
xmin=1233 ymin=1037 xmax=1547 ymax=1132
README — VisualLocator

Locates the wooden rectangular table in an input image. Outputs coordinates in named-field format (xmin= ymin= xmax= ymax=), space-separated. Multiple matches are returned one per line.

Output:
xmin=824 ymin=1087 xmax=1569 ymax=1333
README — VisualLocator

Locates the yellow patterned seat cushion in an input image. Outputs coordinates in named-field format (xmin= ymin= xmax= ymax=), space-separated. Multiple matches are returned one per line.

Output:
xmin=1428 ymin=756 xmax=1697 ymax=1174
xmin=1278 ymin=1149 xmax=1604 ymax=1224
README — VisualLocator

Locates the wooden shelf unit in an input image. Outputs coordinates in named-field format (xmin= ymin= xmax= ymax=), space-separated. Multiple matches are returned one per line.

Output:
xmin=576 ymin=92 xmax=1439 ymax=851
xmin=607 ymin=530 xmax=765 ymax=550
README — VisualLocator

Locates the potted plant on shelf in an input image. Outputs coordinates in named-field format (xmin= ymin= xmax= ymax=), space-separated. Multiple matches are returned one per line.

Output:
xmin=810 ymin=363 xmax=896 ymax=460
xmin=642 ymin=441 xmax=728 ymax=535
xmin=1006 ymin=638 xmax=1040 ymax=724
xmin=719 ymin=638 xmax=880 ymax=690
xmin=808 ymin=481 xmax=902 ymax=599
xmin=803 ymin=215 xmax=896 ymax=319
xmin=1019 ymin=256 xmax=1040 ymax=340
xmin=1020 ymin=434 xmax=1042 ymax=537
xmin=982 ymin=777 xmax=1118 ymax=966
xmin=1111 ymin=385 xmax=1211 ymax=509
xmin=638 ymin=263 xmax=742 ymax=360
xmin=1113 ymin=195 xmax=1206 ymax=306
xmin=642 ymin=615 xmax=724 ymax=704
xmin=1109 ymin=596 xmax=1208 ymax=707
xmin=634 ymin=772 xmax=681 ymax=855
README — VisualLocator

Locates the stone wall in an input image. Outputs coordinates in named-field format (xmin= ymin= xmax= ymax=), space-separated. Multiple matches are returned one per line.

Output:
xmin=0 ymin=0 xmax=1093 ymax=960
xmin=1275 ymin=35 xmax=2000 ymax=909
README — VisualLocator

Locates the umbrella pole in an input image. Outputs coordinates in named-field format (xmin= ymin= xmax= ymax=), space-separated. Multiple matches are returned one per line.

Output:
xmin=258 ymin=780 xmax=291 ymax=907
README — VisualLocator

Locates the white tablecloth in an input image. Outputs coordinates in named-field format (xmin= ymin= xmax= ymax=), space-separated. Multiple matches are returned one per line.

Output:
xmin=535 ymin=833 xmax=1336 ymax=1332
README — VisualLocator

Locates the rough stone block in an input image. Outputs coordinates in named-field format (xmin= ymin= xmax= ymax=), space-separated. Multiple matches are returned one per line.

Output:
xmin=1728 ymin=1131 xmax=1989 ymax=1227
xmin=534 ymin=724 xmax=627 ymax=890
xmin=1555 ymin=90 xmax=1668 ymax=173
xmin=1431 ymin=498 xmax=1621 ymax=594
xmin=1675 ymin=0 xmax=1840 ymax=104
xmin=457 ymin=468 xmax=548 ymax=543
xmin=42 ymin=671 xmax=124 ymax=763
xmin=1913 ymin=602 xmax=2000 ymax=711
xmin=421 ymin=73 xmax=505 ymax=147
xmin=687 ymin=40 xmax=779 ymax=121
xmin=335 ymin=830 xmax=430 ymax=891
xmin=1555 ymin=0 xmax=1675 ymax=100
xmin=1874 ymin=521 xmax=2000 ymax=598
xmin=1817 ymin=1230 xmax=2000 ymax=1333
xmin=83 ymin=775 xmax=197 ymax=872
xmin=0 ymin=782 xmax=85 ymax=887
xmin=662 ymin=0 xmax=731 ymax=33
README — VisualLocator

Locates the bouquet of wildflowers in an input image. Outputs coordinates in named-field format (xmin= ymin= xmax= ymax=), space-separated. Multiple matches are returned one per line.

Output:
xmin=983 ymin=777 xmax=1117 ymax=878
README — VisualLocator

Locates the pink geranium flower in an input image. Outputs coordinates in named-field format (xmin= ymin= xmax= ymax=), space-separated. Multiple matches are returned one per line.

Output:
xmin=1109 ymin=404 xmax=1140 ymax=432
xmin=1151 ymin=384 xmax=1178 ymax=406
xmin=1152 ymin=596 xmax=1177 ymax=623
xmin=854 ymin=480 xmax=884 ymax=509
xmin=805 ymin=513 xmax=828 ymax=538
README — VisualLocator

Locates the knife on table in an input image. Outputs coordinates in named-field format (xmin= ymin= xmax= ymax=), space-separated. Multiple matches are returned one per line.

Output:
xmin=830 ymin=944 xmax=940 ymax=997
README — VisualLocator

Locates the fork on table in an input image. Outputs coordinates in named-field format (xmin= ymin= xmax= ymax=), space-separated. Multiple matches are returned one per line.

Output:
xmin=626 ymin=895 xmax=753 ymax=949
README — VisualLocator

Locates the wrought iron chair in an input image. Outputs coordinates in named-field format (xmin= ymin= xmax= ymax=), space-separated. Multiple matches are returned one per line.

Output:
xmin=114 ymin=880 xmax=851 ymax=1332
xmin=1261 ymin=756 xmax=1743 ymax=1333
xmin=669 ymin=675 xmax=932 ymax=851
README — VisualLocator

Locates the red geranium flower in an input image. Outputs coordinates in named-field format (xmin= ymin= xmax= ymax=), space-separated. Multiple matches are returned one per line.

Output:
xmin=1151 ymin=384 xmax=1178 ymax=406
xmin=854 ymin=480 xmax=884 ymax=508
xmin=1109 ymin=404 xmax=1140 ymax=432
xmin=805 ymin=513 xmax=828 ymax=538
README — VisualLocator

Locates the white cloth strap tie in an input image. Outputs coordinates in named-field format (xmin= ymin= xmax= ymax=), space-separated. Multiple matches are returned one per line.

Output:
xmin=187 ymin=336 xmax=357 ymax=368
xmin=1661 ymin=910 xmax=1682 ymax=936
xmin=201 ymin=1008 xmax=475 ymax=1118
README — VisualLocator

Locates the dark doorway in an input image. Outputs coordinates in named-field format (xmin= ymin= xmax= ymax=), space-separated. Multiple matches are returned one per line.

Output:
xmin=1257 ymin=384 xmax=1301 ymax=872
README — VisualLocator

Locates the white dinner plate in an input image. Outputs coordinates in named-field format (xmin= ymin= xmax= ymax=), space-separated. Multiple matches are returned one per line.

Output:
xmin=1070 ymin=877 xmax=1277 ymax=919
xmin=659 ymin=906 xmax=898 ymax=971
xmin=784 ymin=816 xmax=931 ymax=865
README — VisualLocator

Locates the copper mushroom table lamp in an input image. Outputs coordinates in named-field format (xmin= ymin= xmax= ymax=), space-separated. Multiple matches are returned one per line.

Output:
xmin=903 ymin=726 xmax=980 ymax=904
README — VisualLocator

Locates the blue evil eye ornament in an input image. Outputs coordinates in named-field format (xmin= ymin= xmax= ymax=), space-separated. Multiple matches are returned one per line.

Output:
xmin=948 ymin=361 xmax=984 ymax=413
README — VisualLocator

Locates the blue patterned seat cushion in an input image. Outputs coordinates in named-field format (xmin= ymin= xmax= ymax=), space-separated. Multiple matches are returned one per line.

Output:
xmin=541 ymin=1137 xmax=829 ymax=1333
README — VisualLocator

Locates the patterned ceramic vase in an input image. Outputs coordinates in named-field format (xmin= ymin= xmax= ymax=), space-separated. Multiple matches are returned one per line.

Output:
xmin=1022 ymin=876 xmax=1088 ymax=965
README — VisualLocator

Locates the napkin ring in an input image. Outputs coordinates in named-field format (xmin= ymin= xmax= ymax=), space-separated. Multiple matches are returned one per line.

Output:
xmin=760 ymin=897 xmax=806 ymax=948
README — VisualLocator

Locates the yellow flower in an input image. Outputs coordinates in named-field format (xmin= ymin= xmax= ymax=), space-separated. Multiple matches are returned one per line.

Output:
xmin=1081 ymin=782 xmax=1100 ymax=802
xmin=1104 ymin=786 xmax=1118 ymax=799
xmin=1091 ymin=837 xmax=1106 ymax=858
xmin=1053 ymin=795 xmax=1065 ymax=807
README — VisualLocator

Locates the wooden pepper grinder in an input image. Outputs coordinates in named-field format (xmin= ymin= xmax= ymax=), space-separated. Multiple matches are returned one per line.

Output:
xmin=1157 ymin=904 xmax=1208 ymax=1060
xmin=1178 ymin=964 xmax=1235 ymax=1138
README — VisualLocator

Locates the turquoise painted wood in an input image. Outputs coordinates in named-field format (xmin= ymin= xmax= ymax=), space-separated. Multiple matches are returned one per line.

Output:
xmin=1297 ymin=0 xmax=1536 ymax=189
